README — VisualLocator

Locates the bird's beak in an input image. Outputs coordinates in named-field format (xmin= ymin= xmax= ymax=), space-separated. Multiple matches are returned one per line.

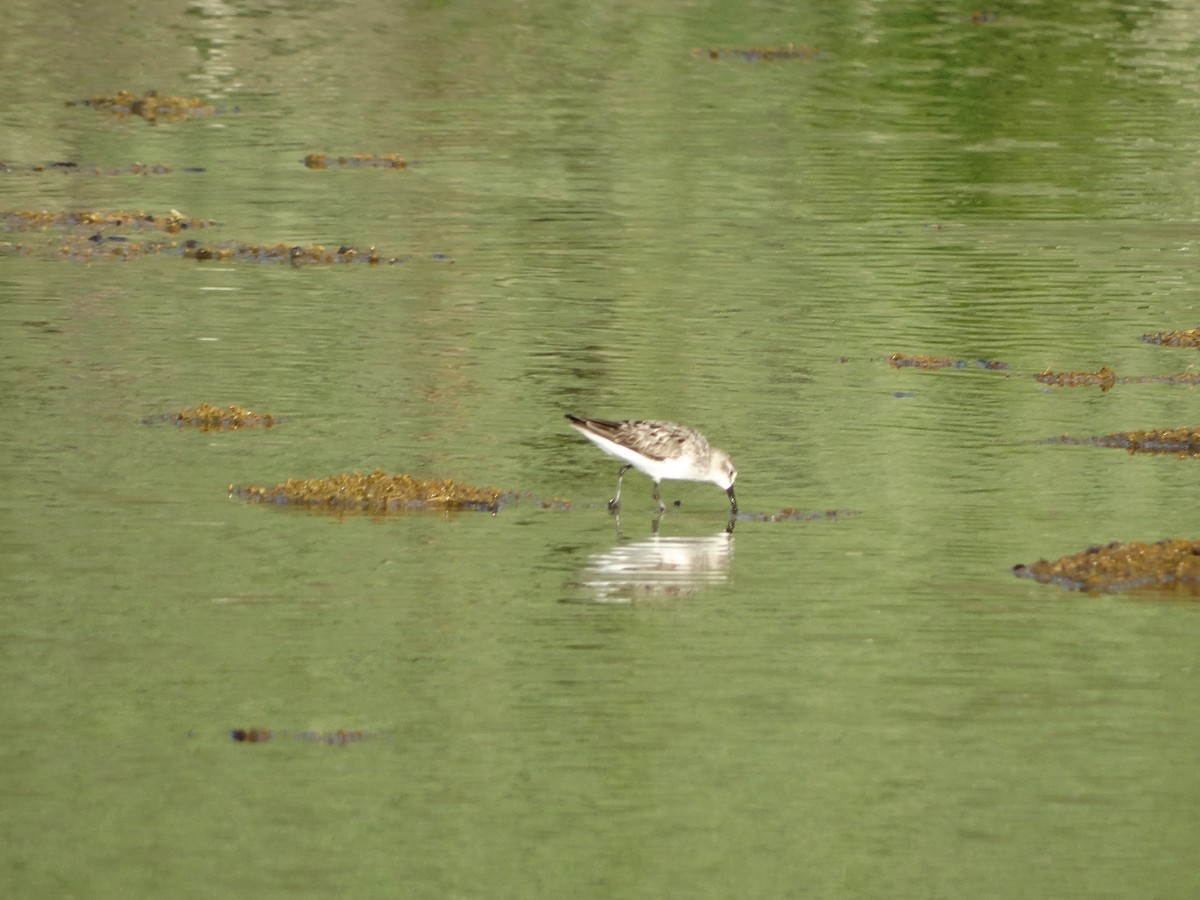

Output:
xmin=726 ymin=485 xmax=738 ymax=514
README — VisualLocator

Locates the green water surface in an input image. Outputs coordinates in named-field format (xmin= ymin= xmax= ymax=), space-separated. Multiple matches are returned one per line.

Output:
xmin=4 ymin=2 xmax=1200 ymax=897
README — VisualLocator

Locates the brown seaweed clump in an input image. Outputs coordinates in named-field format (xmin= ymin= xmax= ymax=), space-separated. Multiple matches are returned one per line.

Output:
xmin=151 ymin=403 xmax=276 ymax=431
xmin=303 ymin=153 xmax=407 ymax=170
xmin=66 ymin=90 xmax=216 ymax=121
xmin=888 ymin=353 xmax=1011 ymax=370
xmin=1013 ymin=539 xmax=1200 ymax=593
xmin=1141 ymin=329 xmax=1200 ymax=349
xmin=233 ymin=469 xmax=504 ymax=513
xmin=1034 ymin=365 xmax=1116 ymax=392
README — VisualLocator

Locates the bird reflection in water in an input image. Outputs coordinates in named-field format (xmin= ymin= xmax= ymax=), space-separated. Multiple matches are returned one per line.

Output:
xmin=567 ymin=519 xmax=734 ymax=605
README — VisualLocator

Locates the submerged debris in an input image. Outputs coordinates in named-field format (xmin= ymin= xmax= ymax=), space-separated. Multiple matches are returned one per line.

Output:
xmin=888 ymin=353 xmax=1011 ymax=370
xmin=764 ymin=508 xmax=859 ymax=523
xmin=694 ymin=45 xmax=820 ymax=62
xmin=230 ymin=728 xmax=367 ymax=745
xmin=1142 ymin=329 xmax=1200 ymax=349
xmin=2 ymin=236 xmax=423 ymax=266
xmin=0 ymin=161 xmax=193 ymax=176
xmin=66 ymin=90 xmax=217 ymax=121
xmin=230 ymin=728 xmax=273 ymax=743
xmin=303 ymin=152 xmax=407 ymax=170
xmin=145 ymin=403 xmax=276 ymax=431
xmin=232 ymin=469 xmax=505 ymax=512
xmin=1014 ymin=539 xmax=1200 ymax=593
xmin=1045 ymin=427 xmax=1200 ymax=457
xmin=1034 ymin=365 xmax=1116 ymax=392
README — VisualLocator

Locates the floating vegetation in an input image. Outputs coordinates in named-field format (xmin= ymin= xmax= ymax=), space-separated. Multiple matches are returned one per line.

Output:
xmin=66 ymin=90 xmax=217 ymax=121
xmin=230 ymin=728 xmax=367 ymax=745
xmin=232 ymin=469 xmax=505 ymax=513
xmin=1142 ymin=329 xmax=1200 ymax=348
xmin=1013 ymin=539 xmax=1200 ymax=594
xmin=1034 ymin=365 xmax=1116 ymax=392
xmin=888 ymin=353 xmax=1011 ymax=370
xmin=1 ymin=208 xmax=215 ymax=233
xmin=180 ymin=241 xmax=410 ymax=265
xmin=1 ymin=235 xmax=428 ymax=266
xmin=0 ymin=208 xmax=450 ymax=265
xmin=303 ymin=152 xmax=407 ymax=170
xmin=694 ymin=45 xmax=820 ymax=62
xmin=1045 ymin=427 xmax=1200 ymax=457
xmin=0 ymin=161 xmax=197 ymax=176
xmin=890 ymin=351 xmax=1199 ymax=391
xmin=143 ymin=403 xmax=277 ymax=431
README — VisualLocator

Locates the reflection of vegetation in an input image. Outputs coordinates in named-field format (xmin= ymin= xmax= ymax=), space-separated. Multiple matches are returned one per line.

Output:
xmin=1014 ymin=539 xmax=1200 ymax=593
xmin=233 ymin=469 xmax=505 ymax=512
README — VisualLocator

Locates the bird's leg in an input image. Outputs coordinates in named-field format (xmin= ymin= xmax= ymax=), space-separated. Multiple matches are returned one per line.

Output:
xmin=608 ymin=464 xmax=632 ymax=511
xmin=652 ymin=481 xmax=665 ymax=514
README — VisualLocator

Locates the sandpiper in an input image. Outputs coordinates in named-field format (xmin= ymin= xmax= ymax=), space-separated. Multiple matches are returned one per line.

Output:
xmin=565 ymin=414 xmax=738 ymax=514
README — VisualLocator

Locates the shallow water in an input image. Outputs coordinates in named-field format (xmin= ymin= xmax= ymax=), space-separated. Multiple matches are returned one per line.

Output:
xmin=5 ymin=2 xmax=1200 ymax=897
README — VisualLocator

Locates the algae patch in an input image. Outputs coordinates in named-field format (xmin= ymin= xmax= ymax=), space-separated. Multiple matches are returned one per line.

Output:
xmin=66 ymin=90 xmax=218 ymax=121
xmin=303 ymin=153 xmax=407 ymax=170
xmin=1034 ymin=365 xmax=1116 ymax=392
xmin=145 ymin=403 xmax=277 ymax=431
xmin=232 ymin=469 xmax=505 ymax=513
xmin=1142 ymin=329 xmax=1200 ymax=348
xmin=1014 ymin=540 xmax=1200 ymax=593
xmin=1044 ymin=427 xmax=1200 ymax=457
